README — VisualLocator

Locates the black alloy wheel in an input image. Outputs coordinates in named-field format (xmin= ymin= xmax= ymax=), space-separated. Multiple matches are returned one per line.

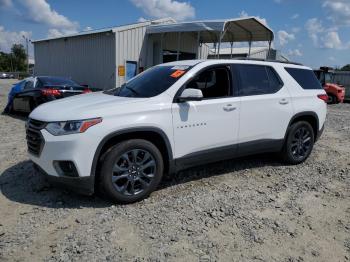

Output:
xmin=112 ymin=149 xmax=156 ymax=196
xmin=282 ymin=121 xmax=315 ymax=164
xmin=100 ymin=139 xmax=164 ymax=204
xmin=290 ymin=126 xmax=312 ymax=160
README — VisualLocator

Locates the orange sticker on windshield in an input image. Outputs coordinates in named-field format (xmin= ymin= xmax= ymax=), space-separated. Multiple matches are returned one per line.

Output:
xmin=170 ymin=70 xmax=185 ymax=78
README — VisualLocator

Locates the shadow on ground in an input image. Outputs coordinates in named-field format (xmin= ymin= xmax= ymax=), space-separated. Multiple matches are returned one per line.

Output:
xmin=0 ymin=154 xmax=282 ymax=209
xmin=1 ymin=111 xmax=28 ymax=121
xmin=0 ymin=160 xmax=110 ymax=209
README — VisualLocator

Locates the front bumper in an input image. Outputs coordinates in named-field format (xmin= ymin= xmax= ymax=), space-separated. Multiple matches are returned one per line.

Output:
xmin=27 ymin=119 xmax=104 ymax=195
xmin=337 ymin=90 xmax=345 ymax=102
xmin=33 ymin=163 xmax=94 ymax=195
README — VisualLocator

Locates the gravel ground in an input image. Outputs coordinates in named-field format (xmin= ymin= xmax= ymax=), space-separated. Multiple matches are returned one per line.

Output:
xmin=0 ymin=79 xmax=349 ymax=262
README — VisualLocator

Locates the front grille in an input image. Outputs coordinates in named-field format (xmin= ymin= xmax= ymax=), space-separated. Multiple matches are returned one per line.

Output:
xmin=26 ymin=119 xmax=46 ymax=156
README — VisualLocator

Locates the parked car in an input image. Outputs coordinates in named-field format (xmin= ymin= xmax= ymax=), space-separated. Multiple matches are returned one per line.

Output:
xmin=0 ymin=72 xmax=10 ymax=79
xmin=314 ymin=67 xmax=345 ymax=104
xmin=27 ymin=60 xmax=327 ymax=203
xmin=4 ymin=76 xmax=97 ymax=114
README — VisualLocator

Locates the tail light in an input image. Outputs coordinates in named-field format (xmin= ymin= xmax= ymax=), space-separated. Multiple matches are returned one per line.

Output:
xmin=317 ymin=94 xmax=328 ymax=103
xmin=83 ymin=88 xmax=92 ymax=94
xmin=42 ymin=88 xmax=61 ymax=96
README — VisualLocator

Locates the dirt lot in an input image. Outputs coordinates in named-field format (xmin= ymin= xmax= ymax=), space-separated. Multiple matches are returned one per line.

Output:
xmin=0 ymin=79 xmax=349 ymax=262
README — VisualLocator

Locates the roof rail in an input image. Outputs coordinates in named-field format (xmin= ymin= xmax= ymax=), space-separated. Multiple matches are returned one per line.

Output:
xmin=233 ymin=57 xmax=303 ymax=66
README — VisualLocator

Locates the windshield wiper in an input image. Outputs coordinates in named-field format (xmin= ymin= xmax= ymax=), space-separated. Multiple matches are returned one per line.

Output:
xmin=122 ymin=85 xmax=140 ymax=96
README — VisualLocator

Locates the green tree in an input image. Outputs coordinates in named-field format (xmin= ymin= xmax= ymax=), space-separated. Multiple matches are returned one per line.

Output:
xmin=0 ymin=52 xmax=12 ymax=72
xmin=0 ymin=44 xmax=27 ymax=72
xmin=341 ymin=64 xmax=350 ymax=71
xmin=11 ymin=44 xmax=27 ymax=71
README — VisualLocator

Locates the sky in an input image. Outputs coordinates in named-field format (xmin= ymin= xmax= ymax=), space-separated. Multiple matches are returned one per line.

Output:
xmin=0 ymin=0 xmax=349 ymax=68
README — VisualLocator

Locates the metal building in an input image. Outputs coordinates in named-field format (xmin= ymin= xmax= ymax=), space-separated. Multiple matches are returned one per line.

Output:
xmin=33 ymin=18 xmax=175 ymax=90
xmin=33 ymin=17 xmax=274 ymax=90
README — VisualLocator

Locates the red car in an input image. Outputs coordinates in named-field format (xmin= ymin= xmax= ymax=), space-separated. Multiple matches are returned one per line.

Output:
xmin=314 ymin=67 xmax=345 ymax=104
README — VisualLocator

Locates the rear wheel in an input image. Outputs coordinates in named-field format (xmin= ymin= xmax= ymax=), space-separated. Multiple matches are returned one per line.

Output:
xmin=327 ymin=94 xmax=337 ymax=104
xmin=99 ymin=139 xmax=164 ymax=204
xmin=282 ymin=121 xmax=314 ymax=165
xmin=29 ymin=98 xmax=39 ymax=112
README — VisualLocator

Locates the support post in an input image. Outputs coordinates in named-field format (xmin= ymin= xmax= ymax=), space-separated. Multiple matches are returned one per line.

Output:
xmin=230 ymin=42 xmax=234 ymax=59
xmin=217 ymin=32 xmax=222 ymax=59
xmin=196 ymin=31 xmax=201 ymax=59
xmin=267 ymin=40 xmax=272 ymax=60
xmin=176 ymin=32 xmax=181 ymax=61
xmin=22 ymin=35 xmax=29 ymax=73
xmin=248 ymin=41 xmax=252 ymax=58
xmin=159 ymin=33 xmax=164 ymax=64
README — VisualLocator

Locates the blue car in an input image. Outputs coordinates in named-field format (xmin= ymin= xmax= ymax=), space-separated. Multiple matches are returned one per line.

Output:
xmin=3 ymin=76 xmax=97 ymax=114
xmin=3 ymin=79 xmax=27 ymax=113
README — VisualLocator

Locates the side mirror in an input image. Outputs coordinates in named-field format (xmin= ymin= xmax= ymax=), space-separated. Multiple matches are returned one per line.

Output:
xmin=177 ymin=88 xmax=203 ymax=102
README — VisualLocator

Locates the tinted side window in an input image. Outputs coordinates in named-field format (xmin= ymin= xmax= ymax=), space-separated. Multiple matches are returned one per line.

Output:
xmin=266 ymin=67 xmax=283 ymax=93
xmin=17 ymin=80 xmax=26 ymax=89
xmin=285 ymin=68 xmax=323 ymax=90
xmin=185 ymin=67 xmax=231 ymax=99
xmin=35 ymin=79 xmax=43 ymax=88
xmin=235 ymin=65 xmax=282 ymax=96
xmin=24 ymin=81 xmax=34 ymax=89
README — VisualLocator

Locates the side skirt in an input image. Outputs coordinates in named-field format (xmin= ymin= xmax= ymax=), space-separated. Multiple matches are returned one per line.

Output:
xmin=173 ymin=139 xmax=284 ymax=172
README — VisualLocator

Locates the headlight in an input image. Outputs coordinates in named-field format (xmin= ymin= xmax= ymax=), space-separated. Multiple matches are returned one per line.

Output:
xmin=45 ymin=118 xmax=102 ymax=136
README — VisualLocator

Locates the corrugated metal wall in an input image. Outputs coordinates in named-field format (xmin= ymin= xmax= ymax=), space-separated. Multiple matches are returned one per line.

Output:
xmin=34 ymin=32 xmax=116 ymax=90
xmin=115 ymin=28 xmax=210 ymax=86
xmin=334 ymin=71 xmax=350 ymax=86
xmin=334 ymin=71 xmax=350 ymax=99
xmin=115 ymin=25 xmax=149 ymax=86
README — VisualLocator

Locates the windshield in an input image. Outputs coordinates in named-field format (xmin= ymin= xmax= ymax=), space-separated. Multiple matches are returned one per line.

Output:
xmin=39 ymin=77 xmax=80 ymax=86
xmin=105 ymin=65 xmax=191 ymax=98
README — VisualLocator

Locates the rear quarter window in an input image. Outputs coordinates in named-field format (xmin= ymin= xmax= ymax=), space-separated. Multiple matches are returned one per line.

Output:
xmin=234 ymin=64 xmax=283 ymax=96
xmin=285 ymin=67 xmax=323 ymax=90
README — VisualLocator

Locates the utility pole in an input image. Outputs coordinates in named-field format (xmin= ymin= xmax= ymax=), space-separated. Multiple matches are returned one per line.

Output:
xmin=10 ymin=54 xmax=14 ymax=72
xmin=22 ymin=35 xmax=30 ymax=73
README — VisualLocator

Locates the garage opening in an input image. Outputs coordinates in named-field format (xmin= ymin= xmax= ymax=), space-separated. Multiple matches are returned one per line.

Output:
xmin=163 ymin=50 xmax=196 ymax=63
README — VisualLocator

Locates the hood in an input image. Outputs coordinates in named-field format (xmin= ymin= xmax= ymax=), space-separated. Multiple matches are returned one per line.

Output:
xmin=325 ymin=83 xmax=344 ymax=90
xmin=29 ymin=92 xmax=147 ymax=121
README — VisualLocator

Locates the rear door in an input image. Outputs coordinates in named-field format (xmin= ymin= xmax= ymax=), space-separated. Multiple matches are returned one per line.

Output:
xmin=232 ymin=64 xmax=293 ymax=152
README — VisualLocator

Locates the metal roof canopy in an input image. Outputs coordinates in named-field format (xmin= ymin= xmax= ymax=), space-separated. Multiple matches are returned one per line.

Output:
xmin=146 ymin=17 xmax=274 ymax=60
xmin=147 ymin=17 xmax=274 ymax=42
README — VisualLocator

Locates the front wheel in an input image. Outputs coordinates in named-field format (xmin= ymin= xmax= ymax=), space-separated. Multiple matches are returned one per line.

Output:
xmin=282 ymin=121 xmax=314 ymax=165
xmin=99 ymin=139 xmax=164 ymax=204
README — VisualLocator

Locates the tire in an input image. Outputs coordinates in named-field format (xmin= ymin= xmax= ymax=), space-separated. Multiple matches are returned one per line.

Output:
xmin=327 ymin=94 xmax=337 ymax=104
xmin=3 ymin=103 xmax=13 ymax=114
xmin=29 ymin=98 xmax=38 ymax=113
xmin=282 ymin=121 xmax=314 ymax=165
xmin=99 ymin=139 xmax=164 ymax=204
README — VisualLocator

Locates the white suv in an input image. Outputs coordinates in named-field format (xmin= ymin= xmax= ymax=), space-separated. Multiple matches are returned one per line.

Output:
xmin=27 ymin=60 xmax=327 ymax=203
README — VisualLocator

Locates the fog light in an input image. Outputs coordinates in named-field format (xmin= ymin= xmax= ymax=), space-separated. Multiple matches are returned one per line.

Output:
xmin=53 ymin=161 xmax=79 ymax=177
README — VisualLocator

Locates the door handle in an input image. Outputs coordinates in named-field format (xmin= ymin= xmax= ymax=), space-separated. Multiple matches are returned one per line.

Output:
xmin=223 ymin=104 xmax=236 ymax=112
xmin=279 ymin=99 xmax=289 ymax=105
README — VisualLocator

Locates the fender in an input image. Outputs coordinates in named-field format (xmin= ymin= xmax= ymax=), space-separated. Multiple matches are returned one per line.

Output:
xmin=90 ymin=127 xmax=174 ymax=183
xmin=284 ymin=111 xmax=320 ymax=141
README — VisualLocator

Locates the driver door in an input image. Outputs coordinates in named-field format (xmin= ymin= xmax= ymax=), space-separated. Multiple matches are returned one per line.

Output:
xmin=171 ymin=65 xmax=240 ymax=166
